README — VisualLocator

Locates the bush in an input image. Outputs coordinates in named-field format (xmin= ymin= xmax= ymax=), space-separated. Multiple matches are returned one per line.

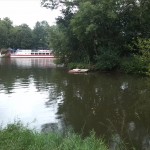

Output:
xmin=68 ymin=62 xmax=90 ymax=69
xmin=120 ymin=56 xmax=149 ymax=75
xmin=121 ymin=38 xmax=150 ymax=75
xmin=95 ymin=47 xmax=120 ymax=71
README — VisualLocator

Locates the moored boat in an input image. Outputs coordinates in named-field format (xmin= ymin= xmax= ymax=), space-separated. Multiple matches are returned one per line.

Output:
xmin=10 ymin=49 xmax=55 ymax=58
xmin=68 ymin=69 xmax=89 ymax=73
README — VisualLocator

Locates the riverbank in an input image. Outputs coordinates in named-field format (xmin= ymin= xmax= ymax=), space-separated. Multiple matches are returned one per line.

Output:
xmin=0 ymin=123 xmax=108 ymax=150
xmin=66 ymin=60 xmax=150 ymax=76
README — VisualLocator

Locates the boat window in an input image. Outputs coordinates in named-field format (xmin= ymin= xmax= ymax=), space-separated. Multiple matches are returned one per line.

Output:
xmin=46 ymin=53 xmax=49 ymax=55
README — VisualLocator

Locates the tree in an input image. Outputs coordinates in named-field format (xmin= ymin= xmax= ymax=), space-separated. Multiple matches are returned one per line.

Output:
xmin=41 ymin=0 xmax=79 ymax=9
xmin=12 ymin=24 xmax=33 ymax=49
xmin=0 ymin=17 xmax=13 ymax=49
xmin=41 ymin=0 xmax=150 ymax=73
xmin=33 ymin=21 xmax=50 ymax=49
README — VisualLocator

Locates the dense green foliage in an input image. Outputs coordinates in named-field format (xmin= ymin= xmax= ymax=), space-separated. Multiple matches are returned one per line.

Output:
xmin=0 ymin=123 xmax=108 ymax=150
xmin=0 ymin=18 xmax=50 ymax=50
xmin=42 ymin=0 xmax=150 ymax=75
xmin=1 ymin=0 xmax=150 ymax=75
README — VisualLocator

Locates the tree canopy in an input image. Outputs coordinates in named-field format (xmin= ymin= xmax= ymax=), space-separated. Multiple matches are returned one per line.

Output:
xmin=0 ymin=18 xmax=51 ymax=50
xmin=42 ymin=0 xmax=150 ymax=75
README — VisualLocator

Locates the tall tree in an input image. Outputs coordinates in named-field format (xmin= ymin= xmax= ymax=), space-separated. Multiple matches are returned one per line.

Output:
xmin=12 ymin=24 xmax=33 ymax=49
xmin=42 ymin=0 xmax=150 ymax=71
xmin=0 ymin=17 xmax=13 ymax=49
xmin=33 ymin=21 xmax=50 ymax=49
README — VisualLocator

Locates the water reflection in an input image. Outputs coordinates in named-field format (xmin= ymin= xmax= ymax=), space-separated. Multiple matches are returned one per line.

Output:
xmin=0 ymin=58 xmax=150 ymax=149
xmin=0 ymin=58 xmax=64 ymax=132
xmin=56 ymin=73 xmax=150 ymax=149
xmin=0 ymin=77 xmax=61 ymax=131
xmin=10 ymin=58 xmax=56 ymax=68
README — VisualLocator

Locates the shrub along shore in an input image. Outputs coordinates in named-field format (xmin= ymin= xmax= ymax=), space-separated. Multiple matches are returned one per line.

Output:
xmin=0 ymin=123 xmax=108 ymax=150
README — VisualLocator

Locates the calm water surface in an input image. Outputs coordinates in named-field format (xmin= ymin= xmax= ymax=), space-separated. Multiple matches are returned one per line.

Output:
xmin=0 ymin=58 xmax=150 ymax=149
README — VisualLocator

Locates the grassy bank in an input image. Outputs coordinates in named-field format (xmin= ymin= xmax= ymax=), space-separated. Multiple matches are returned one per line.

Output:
xmin=0 ymin=123 xmax=108 ymax=150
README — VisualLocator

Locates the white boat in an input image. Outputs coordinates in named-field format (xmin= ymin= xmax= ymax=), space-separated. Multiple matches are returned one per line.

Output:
xmin=10 ymin=49 xmax=55 ymax=58
xmin=68 ymin=69 xmax=89 ymax=73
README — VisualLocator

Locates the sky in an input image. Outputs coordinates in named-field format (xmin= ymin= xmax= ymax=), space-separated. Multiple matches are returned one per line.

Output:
xmin=0 ymin=0 xmax=61 ymax=28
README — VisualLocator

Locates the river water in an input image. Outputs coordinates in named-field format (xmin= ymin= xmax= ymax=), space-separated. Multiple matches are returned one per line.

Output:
xmin=0 ymin=58 xmax=150 ymax=149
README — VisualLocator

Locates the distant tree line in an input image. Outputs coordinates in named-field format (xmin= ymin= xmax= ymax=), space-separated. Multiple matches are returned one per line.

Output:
xmin=42 ymin=0 xmax=150 ymax=75
xmin=0 ymin=17 xmax=51 ymax=50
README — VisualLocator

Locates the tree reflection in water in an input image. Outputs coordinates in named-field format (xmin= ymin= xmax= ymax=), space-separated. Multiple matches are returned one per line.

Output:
xmin=51 ymin=72 xmax=150 ymax=149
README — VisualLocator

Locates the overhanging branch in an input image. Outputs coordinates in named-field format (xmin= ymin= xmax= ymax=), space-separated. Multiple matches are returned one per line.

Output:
xmin=41 ymin=0 xmax=79 ymax=9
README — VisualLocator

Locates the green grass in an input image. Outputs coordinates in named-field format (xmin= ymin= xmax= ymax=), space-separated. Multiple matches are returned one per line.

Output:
xmin=0 ymin=122 xmax=108 ymax=150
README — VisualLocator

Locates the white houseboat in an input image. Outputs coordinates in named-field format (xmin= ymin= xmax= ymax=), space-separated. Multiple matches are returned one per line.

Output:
xmin=11 ymin=49 xmax=55 ymax=58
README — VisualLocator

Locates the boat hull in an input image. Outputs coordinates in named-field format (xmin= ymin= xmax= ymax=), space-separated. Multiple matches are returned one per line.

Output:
xmin=68 ymin=69 xmax=89 ymax=73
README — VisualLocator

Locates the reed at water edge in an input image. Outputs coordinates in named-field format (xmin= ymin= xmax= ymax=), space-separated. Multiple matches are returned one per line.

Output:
xmin=0 ymin=122 xmax=108 ymax=150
